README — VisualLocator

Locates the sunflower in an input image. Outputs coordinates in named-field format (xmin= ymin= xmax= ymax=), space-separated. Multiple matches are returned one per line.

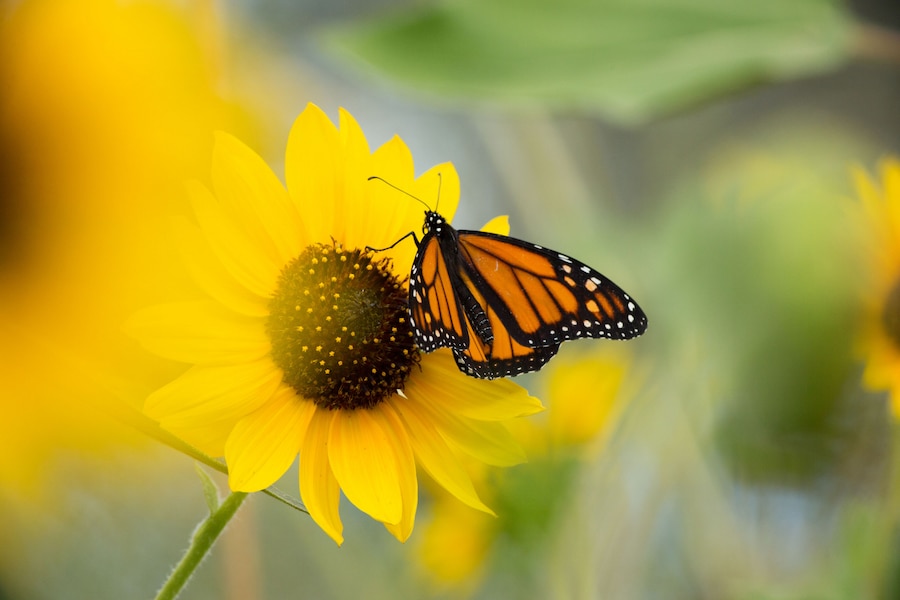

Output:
xmin=855 ymin=157 xmax=900 ymax=417
xmin=126 ymin=103 xmax=543 ymax=544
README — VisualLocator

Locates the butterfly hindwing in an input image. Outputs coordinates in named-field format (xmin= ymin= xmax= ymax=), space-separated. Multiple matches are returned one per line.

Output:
xmin=451 ymin=291 xmax=562 ymax=379
xmin=454 ymin=340 xmax=561 ymax=380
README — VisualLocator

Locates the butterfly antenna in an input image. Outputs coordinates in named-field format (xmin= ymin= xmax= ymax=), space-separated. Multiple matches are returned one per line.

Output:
xmin=435 ymin=172 xmax=442 ymax=213
xmin=367 ymin=176 xmax=432 ymax=211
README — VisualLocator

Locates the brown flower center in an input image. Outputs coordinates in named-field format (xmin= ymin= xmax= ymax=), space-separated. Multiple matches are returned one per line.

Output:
xmin=266 ymin=243 xmax=418 ymax=410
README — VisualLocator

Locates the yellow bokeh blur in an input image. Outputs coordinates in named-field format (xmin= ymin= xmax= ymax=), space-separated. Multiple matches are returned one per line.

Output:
xmin=0 ymin=0 xmax=250 ymax=501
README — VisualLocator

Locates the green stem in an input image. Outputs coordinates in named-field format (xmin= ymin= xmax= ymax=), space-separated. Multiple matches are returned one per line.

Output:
xmin=155 ymin=491 xmax=249 ymax=600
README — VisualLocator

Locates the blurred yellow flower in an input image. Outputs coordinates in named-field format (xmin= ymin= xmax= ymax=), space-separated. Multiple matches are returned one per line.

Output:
xmin=417 ymin=347 xmax=633 ymax=586
xmin=419 ymin=491 xmax=495 ymax=587
xmin=0 ymin=0 xmax=247 ymax=499
xmin=855 ymin=157 xmax=900 ymax=416
xmin=536 ymin=349 xmax=629 ymax=451
xmin=126 ymin=103 xmax=543 ymax=545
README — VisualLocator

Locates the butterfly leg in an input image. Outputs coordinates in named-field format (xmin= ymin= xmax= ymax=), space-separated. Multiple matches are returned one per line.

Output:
xmin=366 ymin=230 xmax=420 ymax=253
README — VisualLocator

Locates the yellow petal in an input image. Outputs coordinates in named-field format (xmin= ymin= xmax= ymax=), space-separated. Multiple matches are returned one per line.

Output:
xmin=165 ymin=418 xmax=234 ymax=458
xmin=226 ymin=387 xmax=314 ymax=491
xmin=883 ymin=157 xmax=900 ymax=197
xmin=383 ymin=454 xmax=417 ymax=541
xmin=212 ymin=131 xmax=306 ymax=265
xmin=366 ymin=135 xmax=426 ymax=275
xmin=123 ymin=301 xmax=268 ymax=365
xmin=408 ymin=393 xmax=528 ymax=467
xmin=405 ymin=351 xmax=544 ymax=421
xmin=188 ymin=180 xmax=280 ymax=298
xmin=389 ymin=396 xmax=493 ymax=515
xmin=883 ymin=158 xmax=900 ymax=239
xmin=173 ymin=217 xmax=269 ymax=318
xmin=480 ymin=215 xmax=510 ymax=235
xmin=369 ymin=135 xmax=416 ymax=209
xmin=146 ymin=358 xmax=281 ymax=428
xmin=327 ymin=404 xmax=415 ymax=525
xmin=285 ymin=103 xmax=340 ymax=243
xmin=335 ymin=107 xmax=374 ymax=249
xmin=338 ymin=107 xmax=370 ymax=155
xmin=300 ymin=408 xmax=344 ymax=545
xmin=862 ymin=337 xmax=900 ymax=390
xmin=380 ymin=402 xmax=419 ymax=542
xmin=412 ymin=162 xmax=459 ymax=223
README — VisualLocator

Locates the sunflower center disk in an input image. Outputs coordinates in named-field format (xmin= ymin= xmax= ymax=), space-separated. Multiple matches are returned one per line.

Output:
xmin=266 ymin=244 xmax=419 ymax=411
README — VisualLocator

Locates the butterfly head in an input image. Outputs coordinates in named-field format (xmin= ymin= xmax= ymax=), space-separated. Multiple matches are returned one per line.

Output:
xmin=423 ymin=210 xmax=446 ymax=236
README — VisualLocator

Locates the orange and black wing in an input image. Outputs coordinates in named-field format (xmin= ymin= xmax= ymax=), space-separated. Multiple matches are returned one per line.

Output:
xmin=454 ymin=230 xmax=647 ymax=348
xmin=407 ymin=231 xmax=469 ymax=352
xmin=408 ymin=225 xmax=561 ymax=378
xmin=407 ymin=216 xmax=647 ymax=380
xmin=450 ymin=272 xmax=562 ymax=379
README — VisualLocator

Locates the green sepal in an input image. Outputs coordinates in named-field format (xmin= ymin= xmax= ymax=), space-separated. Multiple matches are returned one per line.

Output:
xmin=194 ymin=464 xmax=220 ymax=514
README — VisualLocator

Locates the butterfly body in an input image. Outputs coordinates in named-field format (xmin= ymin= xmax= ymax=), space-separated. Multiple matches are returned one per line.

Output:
xmin=408 ymin=210 xmax=647 ymax=379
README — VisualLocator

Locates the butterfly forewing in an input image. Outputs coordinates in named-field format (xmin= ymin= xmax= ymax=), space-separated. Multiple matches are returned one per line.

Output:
xmin=455 ymin=231 xmax=647 ymax=346
xmin=408 ymin=232 xmax=469 ymax=352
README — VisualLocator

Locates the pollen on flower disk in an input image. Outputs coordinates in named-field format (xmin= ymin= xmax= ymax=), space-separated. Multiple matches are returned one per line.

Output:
xmin=265 ymin=243 xmax=419 ymax=411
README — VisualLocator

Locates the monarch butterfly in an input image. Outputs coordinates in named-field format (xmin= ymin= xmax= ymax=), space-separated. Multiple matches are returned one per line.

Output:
xmin=371 ymin=178 xmax=648 ymax=380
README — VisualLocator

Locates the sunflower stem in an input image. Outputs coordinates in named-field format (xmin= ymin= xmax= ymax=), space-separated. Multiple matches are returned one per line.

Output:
xmin=155 ymin=491 xmax=249 ymax=600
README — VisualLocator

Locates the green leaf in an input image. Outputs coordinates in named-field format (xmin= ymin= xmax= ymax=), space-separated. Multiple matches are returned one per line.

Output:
xmin=194 ymin=464 xmax=221 ymax=514
xmin=325 ymin=0 xmax=852 ymax=123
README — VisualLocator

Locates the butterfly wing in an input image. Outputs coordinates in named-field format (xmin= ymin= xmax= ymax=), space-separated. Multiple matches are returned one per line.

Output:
xmin=407 ymin=216 xmax=647 ymax=380
xmin=408 ymin=225 xmax=562 ymax=378
xmin=451 ymin=295 xmax=562 ymax=379
xmin=455 ymin=230 xmax=647 ymax=348
xmin=407 ymin=231 xmax=469 ymax=352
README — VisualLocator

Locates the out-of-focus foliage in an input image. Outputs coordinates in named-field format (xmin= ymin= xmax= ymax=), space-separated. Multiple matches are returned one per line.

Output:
xmin=652 ymin=123 xmax=871 ymax=484
xmin=326 ymin=0 xmax=852 ymax=123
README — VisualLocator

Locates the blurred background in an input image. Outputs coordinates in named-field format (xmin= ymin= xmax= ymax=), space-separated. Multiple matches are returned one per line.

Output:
xmin=1 ymin=0 xmax=899 ymax=598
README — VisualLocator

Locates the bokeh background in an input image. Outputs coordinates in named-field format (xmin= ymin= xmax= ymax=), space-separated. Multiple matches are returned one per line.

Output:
xmin=1 ymin=0 xmax=899 ymax=598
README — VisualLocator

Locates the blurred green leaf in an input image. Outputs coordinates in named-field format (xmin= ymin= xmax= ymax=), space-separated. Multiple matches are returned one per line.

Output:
xmin=493 ymin=457 xmax=579 ymax=545
xmin=648 ymin=115 xmax=879 ymax=485
xmin=325 ymin=0 xmax=852 ymax=123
